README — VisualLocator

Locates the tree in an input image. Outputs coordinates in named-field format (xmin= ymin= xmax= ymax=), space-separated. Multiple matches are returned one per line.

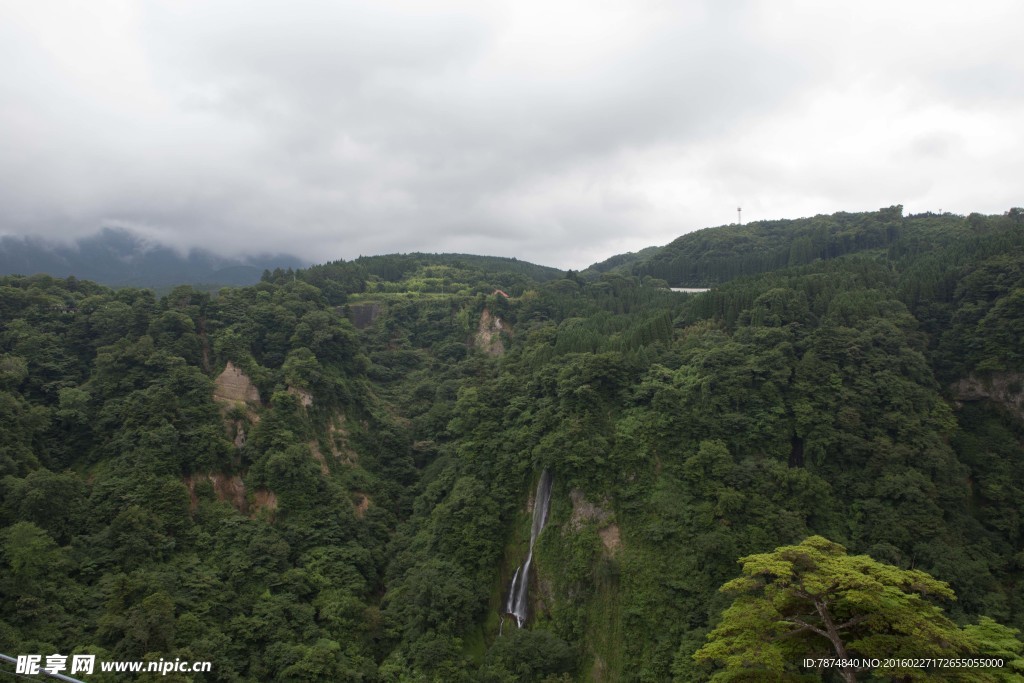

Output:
xmin=694 ymin=536 xmax=1023 ymax=682
xmin=1 ymin=521 xmax=67 ymax=592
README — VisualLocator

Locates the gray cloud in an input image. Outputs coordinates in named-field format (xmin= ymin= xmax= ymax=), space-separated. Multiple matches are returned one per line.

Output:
xmin=1 ymin=1 xmax=1022 ymax=269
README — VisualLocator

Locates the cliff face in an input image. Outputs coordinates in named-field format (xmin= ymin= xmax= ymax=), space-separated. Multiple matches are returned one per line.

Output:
xmin=569 ymin=489 xmax=620 ymax=555
xmin=183 ymin=473 xmax=277 ymax=519
xmin=213 ymin=362 xmax=261 ymax=405
xmin=475 ymin=308 xmax=507 ymax=356
xmin=952 ymin=372 xmax=1024 ymax=423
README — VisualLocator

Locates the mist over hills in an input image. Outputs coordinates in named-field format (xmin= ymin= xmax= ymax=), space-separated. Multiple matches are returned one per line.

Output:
xmin=5 ymin=207 xmax=1020 ymax=295
xmin=0 ymin=228 xmax=308 ymax=289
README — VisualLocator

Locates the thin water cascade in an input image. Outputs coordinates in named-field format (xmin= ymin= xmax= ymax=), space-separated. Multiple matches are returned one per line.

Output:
xmin=504 ymin=470 xmax=553 ymax=629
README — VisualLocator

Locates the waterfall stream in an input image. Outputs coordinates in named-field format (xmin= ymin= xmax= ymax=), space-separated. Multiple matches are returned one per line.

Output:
xmin=505 ymin=470 xmax=553 ymax=629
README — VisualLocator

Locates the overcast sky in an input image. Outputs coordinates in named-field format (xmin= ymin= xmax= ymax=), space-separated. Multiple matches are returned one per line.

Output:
xmin=1 ymin=1 xmax=1022 ymax=269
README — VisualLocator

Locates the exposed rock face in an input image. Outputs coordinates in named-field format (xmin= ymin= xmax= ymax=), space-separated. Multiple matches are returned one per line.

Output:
xmin=250 ymin=489 xmax=278 ymax=519
xmin=952 ymin=372 xmax=1024 ymax=423
xmin=185 ymin=473 xmax=247 ymax=513
xmin=599 ymin=525 xmax=621 ymax=555
xmin=475 ymin=308 xmax=507 ymax=356
xmin=308 ymin=441 xmax=330 ymax=475
xmin=354 ymin=493 xmax=371 ymax=518
xmin=232 ymin=420 xmax=247 ymax=448
xmin=569 ymin=489 xmax=620 ymax=555
xmin=569 ymin=489 xmax=612 ymax=530
xmin=288 ymin=386 xmax=314 ymax=407
xmin=184 ymin=473 xmax=277 ymax=521
xmin=214 ymin=361 xmax=260 ymax=405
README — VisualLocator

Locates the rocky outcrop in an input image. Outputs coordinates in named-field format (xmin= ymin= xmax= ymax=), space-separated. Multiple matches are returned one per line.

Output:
xmin=475 ymin=308 xmax=508 ymax=356
xmin=309 ymin=441 xmax=330 ymax=475
xmin=599 ymin=525 xmax=621 ymax=555
xmin=568 ymin=489 xmax=620 ymax=556
xmin=185 ymin=473 xmax=247 ymax=513
xmin=214 ymin=361 xmax=260 ymax=405
xmin=214 ymin=362 xmax=260 ymax=449
xmin=184 ymin=473 xmax=278 ymax=521
xmin=231 ymin=419 xmax=248 ymax=448
xmin=354 ymin=493 xmax=371 ymax=518
xmin=952 ymin=372 xmax=1024 ymax=423
xmin=288 ymin=386 xmax=314 ymax=407
xmin=250 ymin=489 xmax=278 ymax=520
xmin=568 ymin=489 xmax=612 ymax=530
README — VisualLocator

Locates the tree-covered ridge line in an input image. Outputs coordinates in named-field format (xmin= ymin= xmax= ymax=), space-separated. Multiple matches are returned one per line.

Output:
xmin=603 ymin=206 xmax=1023 ymax=289
xmin=1 ymin=206 xmax=1023 ymax=681
xmin=264 ymin=251 xmax=565 ymax=308
xmin=580 ymin=245 xmax=663 ymax=278
xmin=640 ymin=204 xmax=905 ymax=285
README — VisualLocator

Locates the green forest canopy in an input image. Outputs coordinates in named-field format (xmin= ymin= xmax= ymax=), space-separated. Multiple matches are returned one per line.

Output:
xmin=1 ymin=207 xmax=1023 ymax=681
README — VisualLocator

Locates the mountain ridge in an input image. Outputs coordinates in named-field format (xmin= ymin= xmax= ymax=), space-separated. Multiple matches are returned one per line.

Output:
xmin=0 ymin=227 xmax=308 ymax=289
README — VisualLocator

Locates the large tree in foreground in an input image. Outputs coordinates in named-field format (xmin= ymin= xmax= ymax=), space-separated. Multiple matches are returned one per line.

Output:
xmin=694 ymin=536 xmax=1024 ymax=682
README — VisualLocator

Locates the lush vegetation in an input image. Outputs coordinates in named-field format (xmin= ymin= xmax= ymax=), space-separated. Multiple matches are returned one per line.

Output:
xmin=695 ymin=536 xmax=1023 ymax=681
xmin=2 ymin=207 xmax=1024 ymax=681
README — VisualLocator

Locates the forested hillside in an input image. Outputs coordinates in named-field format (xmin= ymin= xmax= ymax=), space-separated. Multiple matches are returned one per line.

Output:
xmin=3 ymin=207 xmax=1024 ymax=681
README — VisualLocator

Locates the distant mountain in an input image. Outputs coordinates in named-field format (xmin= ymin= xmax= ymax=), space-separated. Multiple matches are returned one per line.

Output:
xmin=0 ymin=228 xmax=308 ymax=289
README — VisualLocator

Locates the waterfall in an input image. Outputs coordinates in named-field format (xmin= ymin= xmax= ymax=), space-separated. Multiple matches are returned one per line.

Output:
xmin=505 ymin=470 xmax=553 ymax=628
